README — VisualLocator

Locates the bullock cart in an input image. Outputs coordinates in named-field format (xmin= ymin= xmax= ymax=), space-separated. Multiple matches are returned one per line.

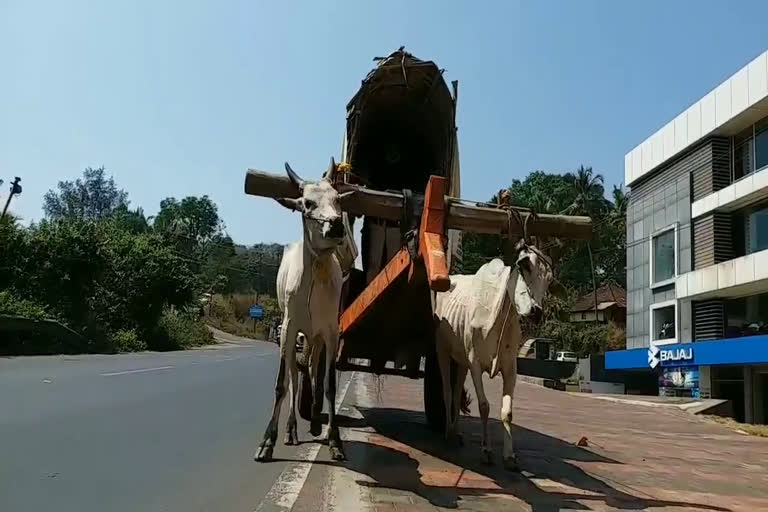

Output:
xmin=244 ymin=49 xmax=591 ymax=431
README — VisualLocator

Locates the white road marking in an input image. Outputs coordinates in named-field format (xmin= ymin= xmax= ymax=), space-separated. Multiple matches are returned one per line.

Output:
xmin=255 ymin=371 xmax=356 ymax=512
xmin=100 ymin=366 xmax=175 ymax=377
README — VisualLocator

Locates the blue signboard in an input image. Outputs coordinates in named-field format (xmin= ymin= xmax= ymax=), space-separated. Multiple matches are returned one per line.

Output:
xmin=606 ymin=334 xmax=768 ymax=370
xmin=249 ymin=305 xmax=264 ymax=319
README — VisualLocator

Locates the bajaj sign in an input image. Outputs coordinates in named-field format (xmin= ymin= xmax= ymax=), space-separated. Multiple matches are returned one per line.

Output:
xmin=648 ymin=343 xmax=693 ymax=369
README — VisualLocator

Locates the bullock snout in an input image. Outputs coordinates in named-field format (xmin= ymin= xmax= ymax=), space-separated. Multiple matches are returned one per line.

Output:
xmin=325 ymin=216 xmax=344 ymax=239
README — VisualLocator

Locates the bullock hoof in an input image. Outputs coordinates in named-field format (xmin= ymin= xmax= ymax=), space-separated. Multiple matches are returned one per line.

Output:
xmin=329 ymin=444 xmax=346 ymax=462
xmin=255 ymin=444 xmax=274 ymax=462
xmin=503 ymin=455 xmax=518 ymax=472
xmin=482 ymin=449 xmax=493 ymax=466
xmin=309 ymin=420 xmax=322 ymax=437
xmin=284 ymin=426 xmax=299 ymax=446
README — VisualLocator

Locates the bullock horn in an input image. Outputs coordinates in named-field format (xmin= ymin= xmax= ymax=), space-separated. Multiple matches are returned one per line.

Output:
xmin=523 ymin=210 xmax=538 ymax=245
xmin=325 ymin=156 xmax=337 ymax=182
xmin=275 ymin=197 xmax=302 ymax=212
xmin=285 ymin=162 xmax=305 ymax=191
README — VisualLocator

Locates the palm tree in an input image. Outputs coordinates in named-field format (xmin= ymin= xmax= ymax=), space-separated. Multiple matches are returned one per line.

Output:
xmin=567 ymin=166 xmax=605 ymax=325
xmin=567 ymin=165 xmax=605 ymax=217
xmin=610 ymin=184 xmax=628 ymax=225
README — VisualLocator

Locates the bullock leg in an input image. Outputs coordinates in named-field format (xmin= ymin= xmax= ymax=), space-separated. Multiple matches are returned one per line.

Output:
xmin=324 ymin=336 xmax=345 ymax=461
xmin=308 ymin=338 xmax=325 ymax=437
xmin=501 ymin=371 xmax=518 ymax=471
xmin=436 ymin=347 xmax=454 ymax=443
xmin=450 ymin=363 xmax=468 ymax=446
xmin=469 ymin=362 xmax=492 ymax=465
xmin=284 ymin=336 xmax=299 ymax=446
xmin=255 ymin=319 xmax=294 ymax=462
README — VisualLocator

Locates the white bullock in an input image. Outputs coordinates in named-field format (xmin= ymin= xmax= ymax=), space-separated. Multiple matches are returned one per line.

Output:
xmin=433 ymin=238 xmax=554 ymax=471
xmin=255 ymin=158 xmax=349 ymax=462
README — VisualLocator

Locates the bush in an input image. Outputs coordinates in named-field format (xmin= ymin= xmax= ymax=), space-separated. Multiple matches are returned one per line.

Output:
xmin=152 ymin=309 xmax=213 ymax=350
xmin=0 ymin=291 xmax=51 ymax=320
xmin=111 ymin=329 xmax=147 ymax=352
xmin=538 ymin=319 xmax=613 ymax=357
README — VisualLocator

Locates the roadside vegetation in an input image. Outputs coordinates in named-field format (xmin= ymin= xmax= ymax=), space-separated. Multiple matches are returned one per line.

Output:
xmin=204 ymin=293 xmax=281 ymax=340
xmin=2 ymin=164 xmax=627 ymax=357
xmin=0 ymin=167 xmax=281 ymax=355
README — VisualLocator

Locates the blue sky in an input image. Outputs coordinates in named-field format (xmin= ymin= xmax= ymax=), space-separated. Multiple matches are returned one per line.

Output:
xmin=2 ymin=1 xmax=768 ymax=245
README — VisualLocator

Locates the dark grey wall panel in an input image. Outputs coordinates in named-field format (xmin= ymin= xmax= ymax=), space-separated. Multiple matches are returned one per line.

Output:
xmin=625 ymin=137 xmax=732 ymax=350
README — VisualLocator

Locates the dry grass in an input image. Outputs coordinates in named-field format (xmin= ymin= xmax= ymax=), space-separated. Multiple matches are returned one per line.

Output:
xmin=702 ymin=415 xmax=768 ymax=438
xmin=204 ymin=293 xmax=280 ymax=340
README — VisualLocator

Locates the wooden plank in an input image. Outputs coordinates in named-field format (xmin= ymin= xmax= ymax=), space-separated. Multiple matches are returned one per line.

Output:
xmin=244 ymin=169 xmax=592 ymax=239
xmin=339 ymin=247 xmax=412 ymax=335
xmin=446 ymin=201 xmax=592 ymax=238
xmin=419 ymin=176 xmax=450 ymax=292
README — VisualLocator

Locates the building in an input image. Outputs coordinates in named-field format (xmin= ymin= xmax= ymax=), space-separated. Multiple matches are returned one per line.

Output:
xmin=569 ymin=284 xmax=626 ymax=325
xmin=606 ymin=49 xmax=768 ymax=424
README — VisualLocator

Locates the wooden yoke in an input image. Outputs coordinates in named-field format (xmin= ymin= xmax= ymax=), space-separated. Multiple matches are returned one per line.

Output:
xmin=419 ymin=176 xmax=451 ymax=292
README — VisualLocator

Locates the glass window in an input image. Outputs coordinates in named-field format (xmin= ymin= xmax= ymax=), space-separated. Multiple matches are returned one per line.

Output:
xmin=756 ymin=118 xmax=768 ymax=172
xmin=734 ymin=126 xmax=754 ymax=179
xmin=652 ymin=305 xmax=676 ymax=341
xmin=652 ymin=228 xmax=676 ymax=284
xmin=749 ymin=207 xmax=768 ymax=253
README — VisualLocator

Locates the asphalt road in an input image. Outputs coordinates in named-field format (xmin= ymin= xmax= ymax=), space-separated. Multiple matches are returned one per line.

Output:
xmin=0 ymin=340 xmax=336 ymax=512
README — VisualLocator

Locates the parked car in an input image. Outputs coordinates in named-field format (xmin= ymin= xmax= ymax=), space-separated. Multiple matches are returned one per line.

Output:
xmin=555 ymin=351 xmax=578 ymax=363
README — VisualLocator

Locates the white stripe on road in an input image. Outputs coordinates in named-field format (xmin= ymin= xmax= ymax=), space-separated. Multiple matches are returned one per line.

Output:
xmin=255 ymin=371 xmax=356 ymax=512
xmin=100 ymin=366 xmax=175 ymax=377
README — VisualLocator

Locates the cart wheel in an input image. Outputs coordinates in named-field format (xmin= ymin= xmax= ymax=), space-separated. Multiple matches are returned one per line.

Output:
xmin=424 ymin=349 xmax=445 ymax=432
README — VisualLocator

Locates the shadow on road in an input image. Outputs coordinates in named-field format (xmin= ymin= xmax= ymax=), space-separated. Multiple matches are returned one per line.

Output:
xmin=331 ymin=407 xmax=733 ymax=511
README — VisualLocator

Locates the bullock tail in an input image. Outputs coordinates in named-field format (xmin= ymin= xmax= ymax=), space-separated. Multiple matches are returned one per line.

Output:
xmin=460 ymin=387 xmax=472 ymax=415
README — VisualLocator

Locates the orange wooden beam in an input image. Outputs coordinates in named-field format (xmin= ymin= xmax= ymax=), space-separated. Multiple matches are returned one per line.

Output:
xmin=339 ymin=247 xmax=412 ymax=336
xmin=419 ymin=176 xmax=451 ymax=292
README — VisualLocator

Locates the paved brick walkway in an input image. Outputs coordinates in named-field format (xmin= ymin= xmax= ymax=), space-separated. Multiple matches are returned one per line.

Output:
xmin=339 ymin=372 xmax=768 ymax=511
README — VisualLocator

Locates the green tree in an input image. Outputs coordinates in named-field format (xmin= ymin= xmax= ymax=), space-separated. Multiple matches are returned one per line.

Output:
xmin=110 ymin=205 xmax=151 ymax=234
xmin=43 ymin=167 xmax=129 ymax=220
xmin=564 ymin=166 xmax=605 ymax=324
xmin=154 ymin=196 xmax=222 ymax=250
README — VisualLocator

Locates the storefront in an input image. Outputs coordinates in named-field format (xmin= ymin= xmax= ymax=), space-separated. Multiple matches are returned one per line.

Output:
xmin=606 ymin=335 xmax=768 ymax=423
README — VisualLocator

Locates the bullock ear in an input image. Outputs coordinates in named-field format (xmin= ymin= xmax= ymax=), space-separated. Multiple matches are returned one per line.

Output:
xmin=325 ymin=156 xmax=337 ymax=182
xmin=285 ymin=162 xmax=305 ymax=191
xmin=275 ymin=197 xmax=302 ymax=212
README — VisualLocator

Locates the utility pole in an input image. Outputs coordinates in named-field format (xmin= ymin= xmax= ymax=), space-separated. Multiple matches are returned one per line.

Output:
xmin=1 ymin=177 xmax=22 ymax=219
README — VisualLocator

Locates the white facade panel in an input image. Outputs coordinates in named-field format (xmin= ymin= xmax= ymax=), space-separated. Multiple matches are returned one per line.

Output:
xmin=626 ymin=49 xmax=768 ymax=186
xmin=735 ymin=173 xmax=755 ymax=198
xmin=731 ymin=67 xmax=750 ymax=115
xmin=755 ymin=251 xmax=768 ymax=281
xmin=651 ymin=132 xmax=664 ymax=170
xmin=718 ymin=260 xmax=735 ymax=289
xmin=662 ymin=121 xmax=676 ymax=162
xmin=735 ymin=254 xmax=755 ymax=285
xmin=687 ymin=103 xmax=702 ymax=144
xmin=677 ymin=249 xmax=768 ymax=299
xmin=700 ymin=90 xmax=717 ymax=136
xmin=691 ymin=166 xmax=768 ymax=219
xmin=748 ymin=52 xmax=768 ymax=105
xmin=624 ymin=152 xmax=633 ymax=186
xmin=632 ymin=147 xmax=642 ymax=182
xmin=674 ymin=114 xmax=688 ymax=153
xmin=715 ymin=80 xmax=732 ymax=126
